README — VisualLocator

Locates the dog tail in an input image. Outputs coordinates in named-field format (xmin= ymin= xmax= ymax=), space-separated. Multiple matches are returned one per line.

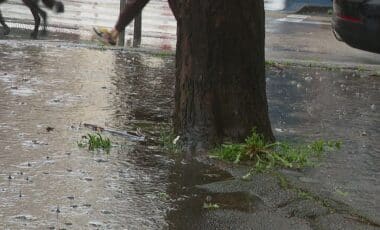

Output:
xmin=41 ymin=0 xmax=64 ymax=13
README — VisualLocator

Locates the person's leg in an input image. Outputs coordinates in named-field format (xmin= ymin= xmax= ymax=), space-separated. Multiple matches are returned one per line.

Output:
xmin=114 ymin=0 xmax=150 ymax=33
xmin=36 ymin=6 xmax=47 ymax=34
xmin=23 ymin=0 xmax=41 ymax=38
xmin=95 ymin=0 xmax=150 ymax=45
xmin=168 ymin=0 xmax=178 ymax=20
xmin=0 ymin=9 xmax=11 ymax=35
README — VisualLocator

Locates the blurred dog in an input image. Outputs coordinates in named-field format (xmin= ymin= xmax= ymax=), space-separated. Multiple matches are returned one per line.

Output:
xmin=0 ymin=0 xmax=64 ymax=38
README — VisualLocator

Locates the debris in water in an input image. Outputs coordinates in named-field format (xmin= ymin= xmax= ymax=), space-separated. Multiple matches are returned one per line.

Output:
xmin=95 ymin=159 xmax=108 ymax=163
xmin=335 ymin=189 xmax=349 ymax=197
xmin=371 ymin=104 xmax=376 ymax=111
xmin=275 ymin=128 xmax=285 ymax=133
xmin=203 ymin=202 xmax=220 ymax=209
xmin=46 ymin=127 xmax=55 ymax=132
xmin=101 ymin=210 xmax=112 ymax=215
xmin=83 ymin=123 xmax=145 ymax=141
xmin=172 ymin=136 xmax=180 ymax=145
xmin=305 ymin=76 xmax=312 ymax=82
xmin=13 ymin=214 xmax=37 ymax=221
xmin=89 ymin=221 xmax=104 ymax=228
xmin=32 ymin=140 xmax=48 ymax=145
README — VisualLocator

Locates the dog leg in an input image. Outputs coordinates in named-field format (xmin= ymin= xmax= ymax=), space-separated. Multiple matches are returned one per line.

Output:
xmin=23 ymin=0 xmax=40 ymax=38
xmin=0 ymin=10 xmax=10 ymax=35
xmin=37 ymin=7 xmax=47 ymax=35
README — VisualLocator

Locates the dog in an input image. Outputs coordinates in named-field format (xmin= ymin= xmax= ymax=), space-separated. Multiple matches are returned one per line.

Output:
xmin=0 ymin=0 xmax=64 ymax=38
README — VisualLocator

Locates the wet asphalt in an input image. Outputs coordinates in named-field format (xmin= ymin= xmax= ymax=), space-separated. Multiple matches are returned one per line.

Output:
xmin=0 ymin=0 xmax=379 ymax=229
xmin=0 ymin=38 xmax=379 ymax=229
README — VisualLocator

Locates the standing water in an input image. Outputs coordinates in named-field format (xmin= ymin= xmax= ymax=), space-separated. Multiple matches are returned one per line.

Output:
xmin=0 ymin=40 xmax=231 ymax=229
xmin=0 ymin=41 xmax=172 ymax=228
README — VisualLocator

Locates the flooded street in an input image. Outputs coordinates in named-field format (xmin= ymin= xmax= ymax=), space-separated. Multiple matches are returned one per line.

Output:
xmin=0 ymin=40 xmax=379 ymax=229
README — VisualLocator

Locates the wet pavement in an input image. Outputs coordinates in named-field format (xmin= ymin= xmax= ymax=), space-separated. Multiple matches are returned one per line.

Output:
xmin=2 ymin=0 xmax=380 ymax=67
xmin=0 ymin=40 xmax=176 ymax=229
xmin=267 ymin=65 xmax=380 ymax=223
xmin=1 ymin=0 xmax=177 ymax=50
xmin=0 ymin=39 xmax=379 ymax=229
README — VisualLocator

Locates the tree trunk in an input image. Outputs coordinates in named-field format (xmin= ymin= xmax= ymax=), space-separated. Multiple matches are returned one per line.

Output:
xmin=173 ymin=0 xmax=274 ymax=152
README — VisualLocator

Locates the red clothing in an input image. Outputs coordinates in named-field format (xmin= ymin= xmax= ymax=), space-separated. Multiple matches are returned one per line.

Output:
xmin=115 ymin=0 xmax=177 ymax=32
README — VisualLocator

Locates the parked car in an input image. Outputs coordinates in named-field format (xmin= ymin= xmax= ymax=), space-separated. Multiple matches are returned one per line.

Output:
xmin=332 ymin=0 xmax=380 ymax=54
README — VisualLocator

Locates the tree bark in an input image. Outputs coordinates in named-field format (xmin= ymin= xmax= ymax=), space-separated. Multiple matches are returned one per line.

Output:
xmin=173 ymin=0 xmax=274 ymax=152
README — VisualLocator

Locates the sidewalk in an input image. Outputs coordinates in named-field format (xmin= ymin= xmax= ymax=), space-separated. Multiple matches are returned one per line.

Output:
xmin=0 ymin=39 xmax=378 ymax=229
xmin=169 ymin=63 xmax=380 ymax=229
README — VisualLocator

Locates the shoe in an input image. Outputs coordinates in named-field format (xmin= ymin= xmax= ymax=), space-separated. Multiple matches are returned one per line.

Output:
xmin=93 ymin=27 xmax=116 ymax=46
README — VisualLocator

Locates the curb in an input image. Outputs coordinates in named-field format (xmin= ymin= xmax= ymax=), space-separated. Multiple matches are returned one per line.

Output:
xmin=281 ymin=0 xmax=332 ymax=13
xmin=266 ymin=58 xmax=380 ymax=74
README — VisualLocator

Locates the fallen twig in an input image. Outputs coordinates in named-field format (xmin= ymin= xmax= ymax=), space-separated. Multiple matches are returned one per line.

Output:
xmin=83 ymin=123 xmax=145 ymax=142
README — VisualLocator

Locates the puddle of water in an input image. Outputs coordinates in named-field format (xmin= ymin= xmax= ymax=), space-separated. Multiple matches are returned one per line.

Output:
xmin=0 ymin=42 xmax=175 ymax=229
xmin=0 ymin=41 xmax=237 ymax=229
